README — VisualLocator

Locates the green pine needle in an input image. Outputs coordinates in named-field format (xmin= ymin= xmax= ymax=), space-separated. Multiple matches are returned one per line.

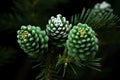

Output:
xmin=71 ymin=8 xmax=120 ymax=30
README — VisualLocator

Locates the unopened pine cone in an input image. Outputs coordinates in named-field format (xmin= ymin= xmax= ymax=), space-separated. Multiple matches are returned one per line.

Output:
xmin=17 ymin=25 xmax=49 ymax=59
xmin=46 ymin=14 xmax=72 ymax=47
xmin=67 ymin=23 xmax=99 ymax=60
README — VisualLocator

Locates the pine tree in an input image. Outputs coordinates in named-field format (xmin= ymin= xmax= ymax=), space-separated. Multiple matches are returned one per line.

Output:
xmin=0 ymin=0 xmax=120 ymax=80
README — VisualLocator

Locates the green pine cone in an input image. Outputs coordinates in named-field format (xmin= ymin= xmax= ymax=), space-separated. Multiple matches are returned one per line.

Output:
xmin=46 ymin=14 xmax=72 ymax=46
xmin=17 ymin=25 xmax=49 ymax=59
xmin=67 ymin=23 xmax=99 ymax=60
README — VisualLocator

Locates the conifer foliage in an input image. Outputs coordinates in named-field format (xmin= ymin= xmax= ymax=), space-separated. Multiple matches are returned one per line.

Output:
xmin=17 ymin=16 xmax=101 ymax=80
xmin=0 ymin=0 xmax=120 ymax=80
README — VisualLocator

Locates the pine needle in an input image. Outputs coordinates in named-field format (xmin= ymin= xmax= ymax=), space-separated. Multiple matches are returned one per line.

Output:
xmin=71 ymin=8 xmax=120 ymax=30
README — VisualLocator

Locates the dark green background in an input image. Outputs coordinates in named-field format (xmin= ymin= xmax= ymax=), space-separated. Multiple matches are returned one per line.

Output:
xmin=0 ymin=0 xmax=120 ymax=80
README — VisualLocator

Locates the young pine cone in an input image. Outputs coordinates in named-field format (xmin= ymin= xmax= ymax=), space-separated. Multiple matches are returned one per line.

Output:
xmin=67 ymin=23 xmax=99 ymax=60
xmin=93 ymin=1 xmax=113 ymax=16
xmin=46 ymin=14 xmax=72 ymax=46
xmin=17 ymin=25 xmax=49 ymax=59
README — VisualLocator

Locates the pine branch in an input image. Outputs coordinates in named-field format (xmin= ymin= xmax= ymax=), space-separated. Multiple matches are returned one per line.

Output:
xmin=71 ymin=8 xmax=120 ymax=30
xmin=35 ymin=46 xmax=61 ymax=80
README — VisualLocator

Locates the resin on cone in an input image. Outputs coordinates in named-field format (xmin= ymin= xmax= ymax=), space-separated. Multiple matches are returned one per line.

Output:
xmin=67 ymin=23 xmax=99 ymax=60
xmin=17 ymin=25 xmax=49 ymax=59
xmin=46 ymin=14 xmax=72 ymax=46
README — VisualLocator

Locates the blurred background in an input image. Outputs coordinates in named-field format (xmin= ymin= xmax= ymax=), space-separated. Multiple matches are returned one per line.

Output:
xmin=0 ymin=0 xmax=120 ymax=80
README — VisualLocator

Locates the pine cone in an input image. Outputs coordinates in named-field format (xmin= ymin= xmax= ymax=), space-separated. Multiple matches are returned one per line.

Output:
xmin=46 ymin=14 xmax=72 ymax=46
xmin=67 ymin=23 xmax=99 ymax=60
xmin=93 ymin=1 xmax=113 ymax=16
xmin=17 ymin=25 xmax=49 ymax=59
